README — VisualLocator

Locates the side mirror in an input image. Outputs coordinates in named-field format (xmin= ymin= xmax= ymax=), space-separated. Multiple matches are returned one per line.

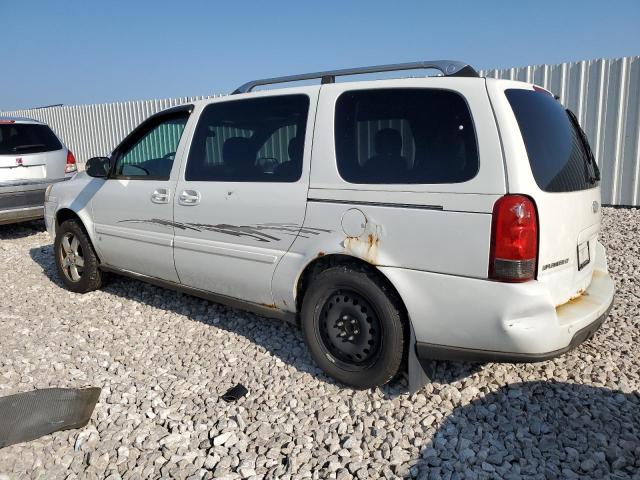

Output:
xmin=86 ymin=157 xmax=111 ymax=178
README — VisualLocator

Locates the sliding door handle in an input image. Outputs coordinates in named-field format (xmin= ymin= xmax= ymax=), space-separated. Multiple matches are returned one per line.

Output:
xmin=179 ymin=190 xmax=201 ymax=206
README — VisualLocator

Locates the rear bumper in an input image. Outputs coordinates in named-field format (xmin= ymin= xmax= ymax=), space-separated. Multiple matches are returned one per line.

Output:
xmin=0 ymin=179 xmax=67 ymax=225
xmin=415 ymin=295 xmax=613 ymax=363
xmin=0 ymin=184 xmax=46 ymax=225
xmin=0 ymin=205 xmax=44 ymax=225
xmin=379 ymin=240 xmax=615 ymax=364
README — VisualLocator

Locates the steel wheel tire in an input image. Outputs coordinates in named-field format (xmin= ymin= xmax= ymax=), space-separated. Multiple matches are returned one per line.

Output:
xmin=301 ymin=265 xmax=406 ymax=389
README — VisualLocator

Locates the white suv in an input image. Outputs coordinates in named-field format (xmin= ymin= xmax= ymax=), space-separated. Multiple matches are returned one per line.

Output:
xmin=1 ymin=117 xmax=77 ymax=225
xmin=45 ymin=60 xmax=615 ymax=391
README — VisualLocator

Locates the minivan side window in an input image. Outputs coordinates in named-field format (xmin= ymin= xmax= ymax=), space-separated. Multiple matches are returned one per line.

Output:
xmin=335 ymin=89 xmax=479 ymax=184
xmin=113 ymin=114 xmax=189 ymax=180
xmin=185 ymin=95 xmax=309 ymax=182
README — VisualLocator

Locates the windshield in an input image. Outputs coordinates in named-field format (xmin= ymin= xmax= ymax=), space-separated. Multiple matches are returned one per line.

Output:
xmin=0 ymin=123 xmax=62 ymax=155
xmin=505 ymin=89 xmax=599 ymax=192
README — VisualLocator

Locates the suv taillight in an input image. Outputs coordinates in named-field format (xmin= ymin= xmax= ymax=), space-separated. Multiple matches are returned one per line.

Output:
xmin=65 ymin=150 xmax=77 ymax=174
xmin=489 ymin=194 xmax=538 ymax=282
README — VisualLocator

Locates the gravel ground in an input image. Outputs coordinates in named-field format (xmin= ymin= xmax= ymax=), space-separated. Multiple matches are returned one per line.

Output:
xmin=0 ymin=207 xmax=638 ymax=480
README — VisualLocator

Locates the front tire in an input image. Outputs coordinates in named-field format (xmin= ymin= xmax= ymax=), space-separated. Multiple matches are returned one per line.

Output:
xmin=301 ymin=266 xmax=406 ymax=389
xmin=54 ymin=219 xmax=102 ymax=293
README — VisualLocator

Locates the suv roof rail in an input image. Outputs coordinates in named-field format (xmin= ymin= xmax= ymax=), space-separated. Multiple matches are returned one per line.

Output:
xmin=232 ymin=60 xmax=479 ymax=94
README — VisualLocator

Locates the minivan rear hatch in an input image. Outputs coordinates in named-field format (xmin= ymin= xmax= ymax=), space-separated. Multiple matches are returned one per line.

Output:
xmin=499 ymin=86 xmax=602 ymax=307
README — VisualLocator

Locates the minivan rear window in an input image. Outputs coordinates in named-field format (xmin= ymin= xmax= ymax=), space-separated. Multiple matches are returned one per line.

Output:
xmin=335 ymin=89 xmax=479 ymax=184
xmin=505 ymin=89 xmax=599 ymax=192
xmin=0 ymin=123 xmax=62 ymax=155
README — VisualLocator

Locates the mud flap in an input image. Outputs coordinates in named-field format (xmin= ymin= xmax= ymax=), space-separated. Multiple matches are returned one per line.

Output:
xmin=408 ymin=325 xmax=431 ymax=394
xmin=0 ymin=387 xmax=101 ymax=448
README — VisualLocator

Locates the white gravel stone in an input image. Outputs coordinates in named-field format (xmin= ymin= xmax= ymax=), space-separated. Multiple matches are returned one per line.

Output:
xmin=213 ymin=432 xmax=235 ymax=447
xmin=0 ymin=211 xmax=638 ymax=478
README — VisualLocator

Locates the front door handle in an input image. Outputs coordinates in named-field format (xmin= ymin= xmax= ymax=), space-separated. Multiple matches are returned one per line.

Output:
xmin=179 ymin=189 xmax=201 ymax=206
xmin=151 ymin=188 xmax=170 ymax=204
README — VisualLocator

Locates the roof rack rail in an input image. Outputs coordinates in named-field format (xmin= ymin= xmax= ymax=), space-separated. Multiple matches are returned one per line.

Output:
xmin=232 ymin=60 xmax=478 ymax=94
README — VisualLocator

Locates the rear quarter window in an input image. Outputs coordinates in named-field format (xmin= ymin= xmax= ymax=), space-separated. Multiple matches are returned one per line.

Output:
xmin=334 ymin=88 xmax=479 ymax=184
xmin=505 ymin=89 xmax=598 ymax=192
xmin=0 ymin=123 xmax=62 ymax=155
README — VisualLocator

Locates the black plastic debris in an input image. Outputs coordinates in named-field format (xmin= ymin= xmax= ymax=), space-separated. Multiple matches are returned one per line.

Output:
xmin=221 ymin=384 xmax=248 ymax=403
xmin=0 ymin=387 xmax=101 ymax=448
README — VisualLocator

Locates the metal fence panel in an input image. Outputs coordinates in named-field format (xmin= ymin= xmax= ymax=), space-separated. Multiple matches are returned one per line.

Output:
xmin=0 ymin=95 xmax=217 ymax=166
xmin=2 ymin=56 xmax=639 ymax=205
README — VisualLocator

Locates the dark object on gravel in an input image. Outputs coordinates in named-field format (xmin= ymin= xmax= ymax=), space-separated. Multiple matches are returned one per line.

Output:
xmin=0 ymin=387 xmax=100 ymax=448
xmin=221 ymin=384 xmax=248 ymax=403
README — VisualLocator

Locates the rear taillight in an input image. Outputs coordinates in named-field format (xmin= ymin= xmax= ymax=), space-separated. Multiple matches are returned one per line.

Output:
xmin=65 ymin=150 xmax=77 ymax=174
xmin=489 ymin=194 xmax=538 ymax=282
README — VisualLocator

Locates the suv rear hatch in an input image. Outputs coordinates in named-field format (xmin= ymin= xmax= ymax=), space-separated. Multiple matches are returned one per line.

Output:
xmin=0 ymin=121 xmax=66 ymax=183
xmin=499 ymin=86 xmax=602 ymax=307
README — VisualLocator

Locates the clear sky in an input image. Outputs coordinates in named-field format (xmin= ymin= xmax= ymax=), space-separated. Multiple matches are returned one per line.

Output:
xmin=1 ymin=0 xmax=638 ymax=111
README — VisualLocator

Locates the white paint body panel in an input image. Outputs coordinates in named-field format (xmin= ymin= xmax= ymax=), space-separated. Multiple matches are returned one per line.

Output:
xmin=44 ymin=171 xmax=101 ymax=243
xmin=91 ymin=177 xmax=180 ymax=282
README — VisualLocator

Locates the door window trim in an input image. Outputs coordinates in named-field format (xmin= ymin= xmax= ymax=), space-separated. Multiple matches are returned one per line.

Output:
xmin=108 ymin=104 xmax=193 ymax=181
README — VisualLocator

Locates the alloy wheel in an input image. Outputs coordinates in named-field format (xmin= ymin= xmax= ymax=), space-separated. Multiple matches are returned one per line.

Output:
xmin=59 ymin=232 xmax=85 ymax=282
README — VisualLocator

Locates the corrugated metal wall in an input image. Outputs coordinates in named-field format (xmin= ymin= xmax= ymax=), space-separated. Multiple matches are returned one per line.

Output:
xmin=1 ymin=56 xmax=638 ymax=205
xmin=480 ymin=56 xmax=640 ymax=206
xmin=1 ymin=96 xmax=218 ymax=166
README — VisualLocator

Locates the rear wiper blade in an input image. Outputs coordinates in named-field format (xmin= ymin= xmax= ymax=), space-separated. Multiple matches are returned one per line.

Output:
xmin=12 ymin=144 xmax=46 ymax=152
xmin=566 ymin=109 xmax=601 ymax=182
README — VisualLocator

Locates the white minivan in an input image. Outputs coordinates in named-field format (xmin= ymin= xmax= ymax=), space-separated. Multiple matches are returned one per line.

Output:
xmin=45 ymin=61 xmax=614 ymax=391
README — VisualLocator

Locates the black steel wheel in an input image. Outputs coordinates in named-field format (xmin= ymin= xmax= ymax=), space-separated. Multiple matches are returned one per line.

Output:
xmin=318 ymin=290 xmax=382 ymax=368
xmin=301 ymin=265 xmax=406 ymax=389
